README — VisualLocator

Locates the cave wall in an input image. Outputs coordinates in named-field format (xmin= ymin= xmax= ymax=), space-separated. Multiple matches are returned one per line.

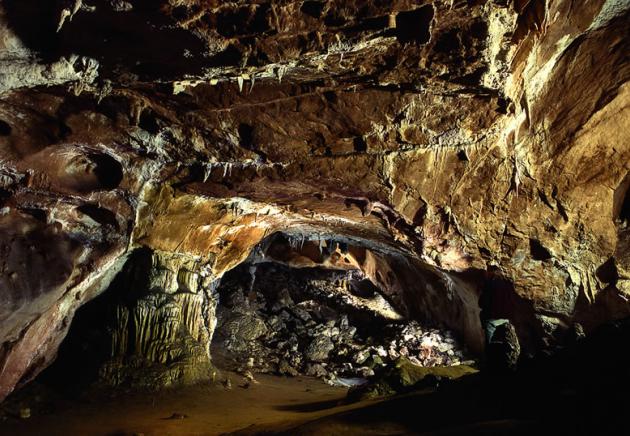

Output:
xmin=0 ymin=0 xmax=628 ymax=400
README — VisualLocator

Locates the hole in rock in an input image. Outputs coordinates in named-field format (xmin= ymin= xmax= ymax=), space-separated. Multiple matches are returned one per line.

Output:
xmin=347 ymin=16 xmax=391 ymax=33
xmin=301 ymin=1 xmax=325 ymax=18
xmin=619 ymin=187 xmax=630 ymax=226
xmin=87 ymin=152 xmax=124 ymax=190
xmin=76 ymin=204 xmax=119 ymax=229
xmin=395 ymin=5 xmax=434 ymax=44
xmin=529 ymin=238 xmax=552 ymax=261
xmin=434 ymin=29 xmax=460 ymax=53
xmin=0 ymin=119 xmax=11 ymax=136
xmin=171 ymin=5 xmax=189 ymax=21
xmin=138 ymin=108 xmax=160 ymax=134
xmin=323 ymin=90 xmax=338 ymax=103
xmin=324 ymin=10 xmax=347 ymax=27
xmin=60 ymin=152 xmax=123 ymax=192
xmin=208 ymin=43 xmax=243 ymax=67
xmin=238 ymin=123 xmax=255 ymax=150
xmin=216 ymin=5 xmax=271 ymax=38
xmin=353 ymin=137 xmax=367 ymax=153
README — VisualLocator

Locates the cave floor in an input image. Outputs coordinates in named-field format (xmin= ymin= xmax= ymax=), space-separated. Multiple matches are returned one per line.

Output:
xmin=0 ymin=373 xmax=382 ymax=436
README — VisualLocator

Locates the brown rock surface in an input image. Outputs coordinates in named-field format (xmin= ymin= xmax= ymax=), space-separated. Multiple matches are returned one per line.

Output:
xmin=0 ymin=0 xmax=628 ymax=400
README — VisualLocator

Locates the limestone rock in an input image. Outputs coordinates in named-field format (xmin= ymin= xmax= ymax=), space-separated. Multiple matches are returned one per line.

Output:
xmin=486 ymin=320 xmax=521 ymax=373
xmin=305 ymin=337 xmax=335 ymax=363
xmin=0 ymin=0 xmax=628 ymax=400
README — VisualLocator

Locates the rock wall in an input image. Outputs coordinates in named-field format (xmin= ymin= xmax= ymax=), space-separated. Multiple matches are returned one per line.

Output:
xmin=0 ymin=0 xmax=628 ymax=400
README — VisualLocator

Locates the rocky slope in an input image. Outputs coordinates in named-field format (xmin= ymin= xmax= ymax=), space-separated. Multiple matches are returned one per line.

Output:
xmin=0 ymin=0 xmax=628 ymax=400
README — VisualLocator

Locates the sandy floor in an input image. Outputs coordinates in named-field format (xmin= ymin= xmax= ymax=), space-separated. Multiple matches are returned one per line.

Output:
xmin=0 ymin=373 xmax=374 ymax=436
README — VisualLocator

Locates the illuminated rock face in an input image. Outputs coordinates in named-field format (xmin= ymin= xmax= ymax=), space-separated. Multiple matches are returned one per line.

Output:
xmin=96 ymin=249 xmax=217 ymax=388
xmin=0 ymin=0 xmax=629 ymax=399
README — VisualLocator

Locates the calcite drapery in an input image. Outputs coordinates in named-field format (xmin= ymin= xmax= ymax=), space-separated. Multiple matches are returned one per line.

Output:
xmin=98 ymin=249 xmax=218 ymax=388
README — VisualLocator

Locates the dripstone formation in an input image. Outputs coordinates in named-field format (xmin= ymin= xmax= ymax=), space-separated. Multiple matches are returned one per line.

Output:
xmin=0 ymin=0 xmax=628 ymax=400
xmin=43 ymin=249 xmax=218 ymax=389
xmin=98 ymin=250 xmax=218 ymax=388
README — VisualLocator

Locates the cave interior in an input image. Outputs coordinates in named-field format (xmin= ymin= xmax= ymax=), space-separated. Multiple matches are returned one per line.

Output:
xmin=0 ymin=0 xmax=629 ymax=435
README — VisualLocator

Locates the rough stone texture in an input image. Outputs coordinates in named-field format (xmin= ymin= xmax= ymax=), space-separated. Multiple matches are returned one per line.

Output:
xmin=211 ymin=260 xmax=473 ymax=383
xmin=0 ymin=0 xmax=628 ymax=400
xmin=96 ymin=249 xmax=217 ymax=388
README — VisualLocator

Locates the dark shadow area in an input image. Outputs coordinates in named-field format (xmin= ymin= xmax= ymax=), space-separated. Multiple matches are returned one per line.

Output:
xmin=269 ymin=317 xmax=630 ymax=435
xmin=34 ymin=249 xmax=152 ymax=396
xmin=479 ymin=271 xmax=542 ymax=352
xmin=300 ymin=1 xmax=326 ymax=19
xmin=2 ymin=0 xmax=209 ymax=80
xmin=353 ymin=136 xmax=367 ymax=153
xmin=273 ymin=398 xmax=343 ymax=413
xmin=17 ymin=207 xmax=47 ymax=223
xmin=619 ymin=185 xmax=630 ymax=224
xmin=529 ymin=238 xmax=552 ymax=261
xmin=596 ymin=257 xmax=619 ymax=286
xmin=394 ymin=5 xmax=434 ymax=44
xmin=214 ymin=4 xmax=271 ymax=38
xmin=88 ymin=152 xmax=123 ymax=190
xmin=0 ymin=119 xmax=11 ymax=136
xmin=138 ymin=108 xmax=160 ymax=135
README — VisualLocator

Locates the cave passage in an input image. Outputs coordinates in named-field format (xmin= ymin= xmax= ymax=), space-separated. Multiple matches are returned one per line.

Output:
xmin=30 ymin=233 xmax=475 ymax=396
xmin=212 ymin=261 xmax=473 ymax=385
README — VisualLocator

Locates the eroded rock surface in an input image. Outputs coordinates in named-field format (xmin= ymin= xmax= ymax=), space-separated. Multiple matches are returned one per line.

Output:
xmin=0 ymin=0 xmax=629 ymax=400
xmin=212 ymin=260 xmax=473 ymax=384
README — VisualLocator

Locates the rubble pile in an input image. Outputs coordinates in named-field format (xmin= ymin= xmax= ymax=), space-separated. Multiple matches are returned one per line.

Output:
xmin=213 ymin=263 xmax=475 ymax=384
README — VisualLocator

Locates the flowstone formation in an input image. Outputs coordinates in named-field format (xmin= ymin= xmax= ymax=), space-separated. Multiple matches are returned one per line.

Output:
xmin=48 ymin=249 xmax=218 ymax=390
xmin=100 ymin=249 xmax=218 ymax=388
xmin=214 ymin=262 xmax=474 ymax=385
xmin=0 ymin=0 xmax=629 ymax=400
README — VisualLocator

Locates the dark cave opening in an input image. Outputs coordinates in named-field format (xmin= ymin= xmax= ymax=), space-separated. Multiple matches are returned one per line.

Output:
xmin=619 ymin=186 xmax=630 ymax=225
xmin=0 ymin=119 xmax=11 ymax=136
xmin=529 ymin=238 xmax=552 ymax=261
xmin=394 ymin=5 xmax=434 ymax=44
xmin=138 ymin=108 xmax=161 ymax=134
xmin=301 ymin=1 xmax=325 ymax=19
xmin=212 ymin=261 xmax=472 ymax=384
